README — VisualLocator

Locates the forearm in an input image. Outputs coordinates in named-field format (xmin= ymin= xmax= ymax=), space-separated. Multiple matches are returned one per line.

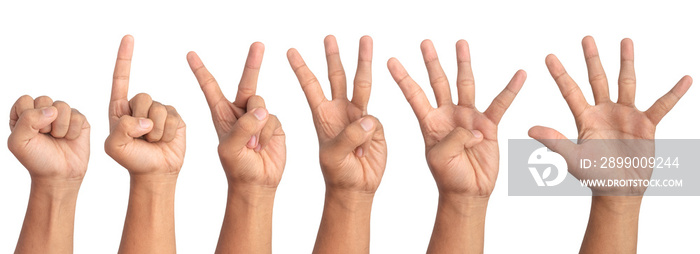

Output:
xmin=427 ymin=195 xmax=488 ymax=254
xmin=16 ymin=179 xmax=81 ymax=254
xmin=216 ymin=184 xmax=276 ymax=254
xmin=119 ymin=175 xmax=178 ymax=254
xmin=313 ymin=190 xmax=374 ymax=254
xmin=580 ymin=196 xmax=642 ymax=254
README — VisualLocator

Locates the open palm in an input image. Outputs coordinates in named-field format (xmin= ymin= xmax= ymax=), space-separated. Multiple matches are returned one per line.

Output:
xmin=529 ymin=36 xmax=692 ymax=195
xmin=388 ymin=40 xmax=526 ymax=197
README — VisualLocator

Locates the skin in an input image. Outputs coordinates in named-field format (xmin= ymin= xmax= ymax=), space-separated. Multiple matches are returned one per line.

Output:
xmin=105 ymin=35 xmax=186 ymax=254
xmin=287 ymin=35 xmax=387 ymax=254
xmin=387 ymin=39 xmax=526 ymax=253
xmin=186 ymin=42 xmax=286 ymax=254
xmin=529 ymin=36 xmax=692 ymax=254
xmin=9 ymin=96 xmax=90 ymax=254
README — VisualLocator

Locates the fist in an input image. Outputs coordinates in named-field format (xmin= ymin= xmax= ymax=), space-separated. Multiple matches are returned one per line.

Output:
xmin=105 ymin=93 xmax=186 ymax=175
xmin=8 ymin=95 xmax=90 ymax=180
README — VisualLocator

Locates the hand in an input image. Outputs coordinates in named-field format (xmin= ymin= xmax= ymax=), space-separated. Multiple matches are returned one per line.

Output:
xmin=287 ymin=35 xmax=387 ymax=194
xmin=528 ymin=36 xmax=692 ymax=195
xmin=387 ymin=39 xmax=526 ymax=198
xmin=105 ymin=35 xmax=186 ymax=176
xmin=8 ymin=95 xmax=90 ymax=183
xmin=187 ymin=42 xmax=286 ymax=189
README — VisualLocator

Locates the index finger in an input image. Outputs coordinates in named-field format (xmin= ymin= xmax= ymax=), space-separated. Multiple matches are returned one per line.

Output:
xmin=287 ymin=48 xmax=327 ymax=110
xmin=111 ymin=35 xmax=134 ymax=111
xmin=187 ymin=51 xmax=227 ymax=109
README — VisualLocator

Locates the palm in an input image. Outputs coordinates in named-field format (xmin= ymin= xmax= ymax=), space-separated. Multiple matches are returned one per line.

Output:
xmin=388 ymin=39 xmax=526 ymax=197
xmin=423 ymin=106 xmax=500 ymax=195
xmin=530 ymin=37 xmax=692 ymax=195
xmin=315 ymin=100 xmax=387 ymax=191
xmin=20 ymin=131 xmax=89 ymax=179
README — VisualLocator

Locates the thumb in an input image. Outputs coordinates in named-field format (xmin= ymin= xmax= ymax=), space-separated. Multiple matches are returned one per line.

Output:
xmin=105 ymin=115 xmax=153 ymax=153
xmin=528 ymin=126 xmax=576 ymax=156
xmin=8 ymin=107 xmax=58 ymax=148
xmin=220 ymin=108 xmax=268 ymax=152
xmin=429 ymin=127 xmax=483 ymax=160
xmin=327 ymin=117 xmax=378 ymax=159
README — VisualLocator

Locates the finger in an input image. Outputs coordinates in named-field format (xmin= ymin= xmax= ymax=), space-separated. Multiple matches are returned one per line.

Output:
xmin=187 ymin=51 xmax=228 ymax=109
xmin=617 ymin=38 xmax=636 ymax=105
xmin=421 ymin=39 xmax=453 ymax=107
xmin=161 ymin=105 xmax=182 ymax=143
xmin=528 ymin=126 xmax=576 ymax=156
xmin=220 ymin=108 xmax=268 ymax=151
xmin=65 ymin=109 xmax=88 ymax=140
xmin=351 ymin=35 xmax=373 ymax=111
xmin=50 ymin=101 xmax=72 ymax=138
xmin=582 ymin=36 xmax=610 ymax=104
xmin=324 ymin=35 xmax=348 ymax=100
xmin=387 ymin=58 xmax=433 ymax=120
xmin=105 ymin=115 xmax=153 ymax=152
xmin=545 ymin=54 xmax=590 ymax=117
xmin=246 ymin=95 xmax=266 ymax=111
xmin=34 ymin=96 xmax=54 ymax=133
xmin=456 ymin=40 xmax=475 ymax=107
xmin=484 ymin=70 xmax=527 ymax=124
xmin=10 ymin=95 xmax=34 ymax=131
xmin=258 ymin=114 xmax=282 ymax=151
xmin=328 ymin=116 xmax=378 ymax=160
xmin=428 ymin=127 xmax=483 ymax=162
xmin=145 ymin=101 xmax=168 ymax=142
xmin=233 ymin=42 xmax=264 ymax=108
xmin=287 ymin=48 xmax=327 ymax=110
xmin=111 ymin=35 xmax=134 ymax=116
xmin=8 ymin=107 xmax=58 ymax=148
xmin=645 ymin=75 xmax=693 ymax=125
xmin=129 ymin=93 xmax=153 ymax=118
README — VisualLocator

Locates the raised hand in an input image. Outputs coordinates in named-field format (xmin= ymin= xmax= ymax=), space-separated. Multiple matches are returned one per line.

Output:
xmin=388 ymin=39 xmax=525 ymax=198
xmin=187 ymin=43 xmax=286 ymax=189
xmin=106 ymin=35 xmax=185 ymax=254
xmin=105 ymin=35 xmax=186 ymax=176
xmin=287 ymin=35 xmax=386 ymax=254
xmin=9 ymin=96 xmax=90 ymax=253
xmin=388 ymin=39 xmax=525 ymax=253
xmin=528 ymin=36 xmax=692 ymax=195
xmin=287 ymin=35 xmax=387 ymax=193
xmin=529 ymin=36 xmax=692 ymax=254
xmin=187 ymin=42 xmax=285 ymax=254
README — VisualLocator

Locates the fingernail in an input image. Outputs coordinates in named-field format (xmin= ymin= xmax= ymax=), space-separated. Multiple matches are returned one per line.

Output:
xmin=247 ymin=135 xmax=257 ymax=148
xmin=360 ymin=117 xmax=374 ymax=131
xmin=42 ymin=107 xmax=55 ymax=117
xmin=355 ymin=147 xmax=364 ymax=157
xmin=139 ymin=119 xmax=152 ymax=129
xmin=471 ymin=130 xmax=483 ymax=138
xmin=255 ymin=143 xmax=262 ymax=152
xmin=253 ymin=108 xmax=268 ymax=120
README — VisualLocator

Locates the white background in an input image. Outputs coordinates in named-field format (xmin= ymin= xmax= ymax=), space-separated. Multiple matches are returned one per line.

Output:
xmin=1 ymin=0 xmax=698 ymax=253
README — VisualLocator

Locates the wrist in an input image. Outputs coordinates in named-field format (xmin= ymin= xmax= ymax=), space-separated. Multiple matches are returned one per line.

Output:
xmin=324 ymin=188 xmax=375 ymax=212
xmin=437 ymin=193 xmax=489 ymax=218
xmin=591 ymin=196 xmax=642 ymax=214
xmin=228 ymin=183 xmax=277 ymax=204
xmin=129 ymin=174 xmax=178 ymax=195
xmin=29 ymin=178 xmax=82 ymax=200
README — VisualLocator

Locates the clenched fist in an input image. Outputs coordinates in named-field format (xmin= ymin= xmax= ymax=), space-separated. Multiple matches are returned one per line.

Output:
xmin=9 ymin=95 xmax=90 ymax=181
xmin=105 ymin=35 xmax=186 ymax=176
